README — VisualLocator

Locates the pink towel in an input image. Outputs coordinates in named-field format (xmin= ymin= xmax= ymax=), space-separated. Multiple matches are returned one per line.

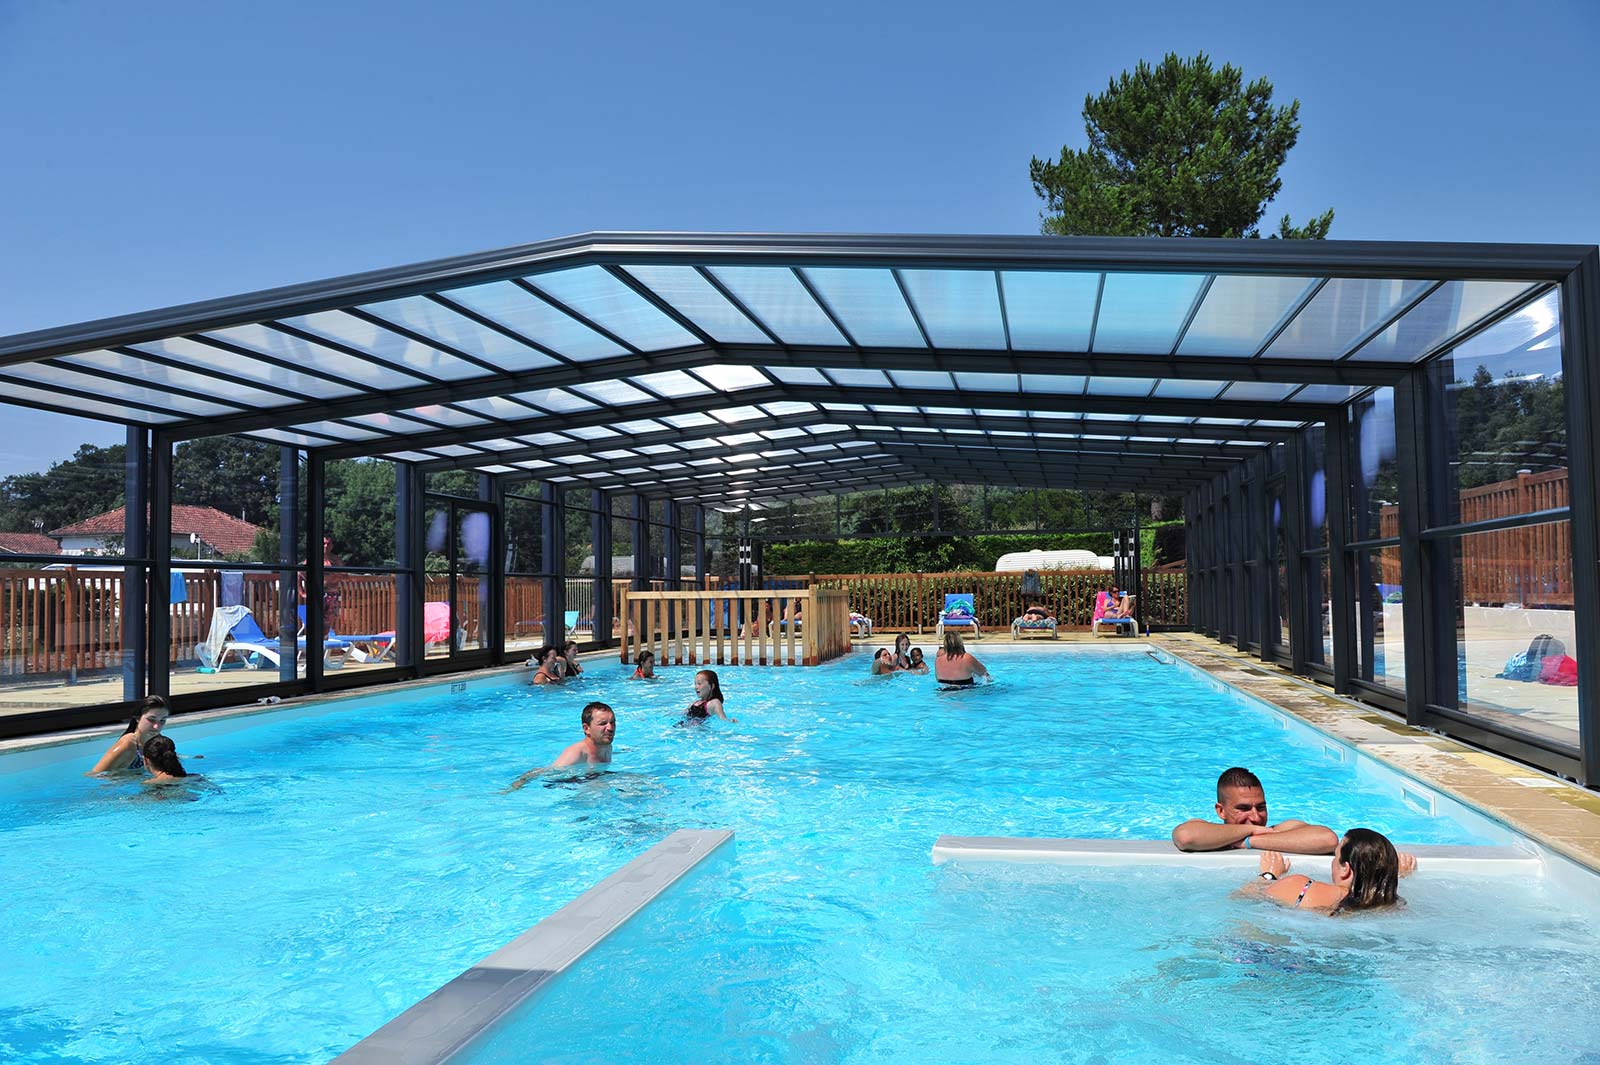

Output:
xmin=1092 ymin=591 xmax=1110 ymax=621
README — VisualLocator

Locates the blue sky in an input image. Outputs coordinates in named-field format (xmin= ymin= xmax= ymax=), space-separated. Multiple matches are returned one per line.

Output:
xmin=1 ymin=0 xmax=1597 ymax=474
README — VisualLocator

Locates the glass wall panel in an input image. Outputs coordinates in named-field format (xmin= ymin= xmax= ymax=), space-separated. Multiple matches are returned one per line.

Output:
xmin=1353 ymin=546 xmax=1406 ymax=693
xmin=1307 ymin=555 xmax=1331 ymax=666
xmin=454 ymin=507 xmax=490 ymax=653
xmin=1348 ymin=389 xmax=1399 ymax=542
xmin=1268 ymin=485 xmax=1289 ymax=650
xmin=1446 ymin=521 xmax=1577 ymax=746
xmin=1302 ymin=425 xmax=1327 ymax=550
xmin=504 ymin=488 xmax=554 ymax=654
xmin=166 ymin=567 xmax=309 ymax=695
xmin=1427 ymin=290 xmax=1566 ymax=526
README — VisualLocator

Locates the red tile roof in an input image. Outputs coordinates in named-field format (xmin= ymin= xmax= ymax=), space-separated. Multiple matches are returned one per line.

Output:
xmin=51 ymin=505 xmax=263 ymax=556
xmin=0 ymin=532 xmax=61 ymax=555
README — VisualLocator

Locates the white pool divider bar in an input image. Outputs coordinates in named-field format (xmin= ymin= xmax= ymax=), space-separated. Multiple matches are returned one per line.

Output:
xmin=931 ymin=836 xmax=1543 ymax=876
xmin=335 ymin=828 xmax=733 ymax=1065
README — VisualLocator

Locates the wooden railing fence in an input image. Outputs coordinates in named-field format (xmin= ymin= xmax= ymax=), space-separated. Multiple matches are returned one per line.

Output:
xmin=618 ymin=588 xmax=851 ymax=667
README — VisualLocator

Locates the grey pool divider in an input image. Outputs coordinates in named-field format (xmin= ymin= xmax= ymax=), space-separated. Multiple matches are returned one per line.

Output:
xmin=931 ymin=836 xmax=1543 ymax=876
xmin=334 ymin=828 xmax=732 ymax=1065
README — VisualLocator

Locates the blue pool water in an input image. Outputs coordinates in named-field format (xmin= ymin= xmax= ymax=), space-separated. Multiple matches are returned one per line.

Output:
xmin=0 ymin=647 xmax=1590 ymax=1063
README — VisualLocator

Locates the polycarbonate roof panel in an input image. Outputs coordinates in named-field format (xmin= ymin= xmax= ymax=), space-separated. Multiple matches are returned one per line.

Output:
xmin=59 ymin=350 xmax=299 ymax=409
xmin=3 ymin=362 xmax=243 ymax=417
xmin=283 ymin=310 xmax=494 ymax=380
xmin=251 ymin=428 xmax=341 ymax=447
xmin=824 ymin=368 xmax=893 ymax=388
xmin=439 ymin=280 xmax=623 ymax=362
xmin=1349 ymin=280 xmax=1539 ymax=363
xmin=127 ymin=337 xmax=365 ymax=399
xmin=954 ymin=372 xmax=1018 ymax=392
xmin=707 ymin=267 xmax=846 ymax=346
xmin=1178 ymin=275 xmax=1316 ymax=356
xmin=630 ymin=369 xmax=713 ymax=398
xmin=357 ymin=296 xmax=556 ymax=371
xmin=1093 ymin=273 xmax=1207 ymax=354
xmin=512 ymin=388 xmax=597 ymax=413
xmin=1150 ymin=378 xmax=1229 ymax=400
xmin=0 ymin=379 xmax=177 ymax=423
xmin=889 ymin=369 xmax=955 ymax=389
xmin=1019 ymin=373 xmax=1086 ymax=394
xmin=206 ymin=323 xmax=424 ymax=391
xmin=766 ymin=365 xmax=830 ymax=385
xmin=397 ymin=404 xmax=489 ymax=428
xmin=1220 ymin=381 xmax=1299 ymax=402
xmin=283 ymin=420 xmax=385 ymax=441
xmin=572 ymin=379 xmax=652 ymax=406
xmin=451 ymin=395 xmax=541 ymax=421
xmin=799 ymin=268 xmax=926 ymax=347
xmin=1000 ymin=270 xmax=1098 ymax=350
xmin=1084 ymin=376 xmax=1154 ymax=397
xmin=1289 ymin=384 xmax=1370 ymax=403
xmin=1262 ymin=278 xmax=1432 ymax=359
xmin=345 ymin=412 xmax=443 ymax=435
xmin=899 ymin=270 xmax=1006 ymax=349
xmin=621 ymin=265 xmax=769 ymax=344
xmin=527 ymin=266 xmax=698 ymax=351
xmin=692 ymin=364 xmax=770 ymax=391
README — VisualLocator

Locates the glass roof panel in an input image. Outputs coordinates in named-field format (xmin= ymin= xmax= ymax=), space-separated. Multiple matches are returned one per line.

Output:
xmin=613 ymin=418 xmax=665 ymax=434
xmin=451 ymin=395 xmax=541 ymax=421
xmin=440 ymin=281 xmax=625 ymax=362
xmin=355 ymin=296 xmax=557 ymax=371
xmin=59 ymin=351 xmax=296 ymax=409
xmin=692 ymin=364 xmax=770 ymax=391
xmin=760 ymin=401 xmax=818 ymax=416
xmin=251 ymin=428 xmax=341 ymax=447
xmin=126 ymin=337 xmax=364 ymax=399
xmin=1 ymin=381 xmax=175 ymax=423
xmin=517 ymin=433 xmax=572 ymax=446
xmin=663 ymin=412 xmax=718 ymax=428
xmin=1000 ymin=270 xmax=1099 ymax=350
xmin=473 ymin=439 xmax=526 ymax=451
xmin=283 ymin=420 xmax=384 ymax=441
xmin=512 ymin=388 xmax=598 ymax=413
xmin=1019 ymin=373 xmax=1085 ymax=394
xmin=799 ymin=268 xmax=925 ymax=347
xmin=1083 ymin=376 xmax=1153 ymax=397
xmin=284 ymin=311 xmax=493 ymax=380
xmin=706 ymin=267 xmax=845 ymax=346
xmin=635 ymin=444 xmax=680 ymax=455
xmin=344 ymin=412 xmax=441 ymax=434
xmin=823 ymin=368 xmax=892 ymax=388
xmin=621 ymin=265 xmax=769 ymax=344
xmin=954 ymin=372 xmax=1017 ymax=392
xmin=1288 ymin=384 xmax=1370 ymax=403
xmin=384 ymin=451 xmax=445 ymax=463
xmin=397 ymin=405 xmax=489 ymax=428
xmin=1263 ymin=278 xmax=1432 ymax=359
xmin=898 ymin=270 xmax=1006 ymax=349
xmin=205 ymin=323 xmax=424 ymax=391
xmin=565 ymin=425 xmax=622 ymax=440
xmin=889 ymin=369 xmax=956 ymax=389
xmin=1349 ymin=280 xmax=1539 ymax=363
xmin=1219 ymin=381 xmax=1299 ymax=402
xmin=572 ymin=379 xmax=652 ymax=406
xmin=3 ymin=363 xmax=243 ymax=416
xmin=528 ymin=266 xmax=697 ymax=351
xmin=766 ymin=365 xmax=830 ymax=385
xmin=1178 ymin=275 xmax=1317 ymax=356
xmin=630 ymin=369 xmax=712 ymax=398
xmin=710 ymin=406 xmax=767 ymax=424
xmin=1151 ymin=378 xmax=1229 ymax=399
xmin=1093 ymin=273 xmax=1207 ymax=354
xmin=429 ymin=444 xmax=486 ymax=458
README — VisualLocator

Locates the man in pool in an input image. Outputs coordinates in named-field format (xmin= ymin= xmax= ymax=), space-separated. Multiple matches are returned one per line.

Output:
xmin=506 ymin=701 xmax=616 ymax=790
xmin=1170 ymin=766 xmax=1338 ymax=854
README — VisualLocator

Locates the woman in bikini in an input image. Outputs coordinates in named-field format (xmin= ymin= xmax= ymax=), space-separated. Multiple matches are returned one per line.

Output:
xmin=632 ymin=650 xmax=656 ymax=679
xmin=892 ymin=633 xmax=913 ymax=670
xmin=1248 ymin=827 xmax=1414 ymax=913
xmin=89 ymin=696 xmax=169 ymax=774
xmin=527 ymin=646 xmax=564 ymax=686
xmin=562 ymin=639 xmax=585 ymax=677
xmin=934 ymin=631 xmax=989 ymax=688
xmin=684 ymin=669 xmax=734 ymax=723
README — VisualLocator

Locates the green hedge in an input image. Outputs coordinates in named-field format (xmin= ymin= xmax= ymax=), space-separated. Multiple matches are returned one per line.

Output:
xmin=765 ymin=525 xmax=1178 ymax=574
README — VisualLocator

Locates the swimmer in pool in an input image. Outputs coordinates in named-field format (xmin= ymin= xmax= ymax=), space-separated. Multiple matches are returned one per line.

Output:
xmin=1171 ymin=767 xmax=1339 ymax=855
xmin=934 ymin=631 xmax=988 ymax=687
xmin=526 ymin=646 xmax=565 ymax=686
xmin=632 ymin=650 xmax=656 ymax=679
xmin=89 ymin=696 xmax=169 ymax=774
xmin=507 ymin=701 xmax=617 ymax=790
xmin=140 ymin=735 xmax=190 ymax=785
xmin=871 ymin=648 xmax=897 ymax=675
xmin=1245 ymin=827 xmax=1415 ymax=913
xmin=906 ymin=647 xmax=929 ymax=674
xmin=562 ymin=639 xmax=584 ymax=677
xmin=683 ymin=669 xmax=733 ymax=723
xmin=892 ymin=633 xmax=913 ymax=670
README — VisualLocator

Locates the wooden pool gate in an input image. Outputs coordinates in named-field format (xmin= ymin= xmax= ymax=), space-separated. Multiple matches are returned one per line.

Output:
xmin=617 ymin=588 xmax=852 ymax=666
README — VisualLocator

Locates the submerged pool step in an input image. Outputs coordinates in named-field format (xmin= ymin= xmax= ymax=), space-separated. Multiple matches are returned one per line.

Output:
xmin=930 ymin=836 xmax=1542 ymax=876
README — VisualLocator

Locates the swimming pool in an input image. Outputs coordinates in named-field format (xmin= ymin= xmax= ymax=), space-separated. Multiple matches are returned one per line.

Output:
xmin=1 ymin=647 xmax=1588 ymax=1063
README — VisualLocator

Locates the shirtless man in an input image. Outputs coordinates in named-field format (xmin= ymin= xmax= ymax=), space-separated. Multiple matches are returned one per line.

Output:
xmin=1170 ymin=766 xmax=1338 ymax=854
xmin=507 ymin=701 xmax=616 ymax=790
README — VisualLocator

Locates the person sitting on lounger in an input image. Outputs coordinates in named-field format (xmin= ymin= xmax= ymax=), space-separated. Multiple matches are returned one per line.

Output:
xmin=935 ymin=632 xmax=989 ymax=687
xmin=906 ymin=647 xmax=929 ymax=674
xmin=1022 ymin=601 xmax=1051 ymax=621
xmin=1171 ymin=767 xmax=1339 ymax=854
xmin=89 ymin=696 xmax=169 ymax=775
xmin=507 ymin=701 xmax=616 ymax=790
xmin=1245 ymin=828 xmax=1414 ymax=913
xmin=632 ymin=650 xmax=656 ymax=679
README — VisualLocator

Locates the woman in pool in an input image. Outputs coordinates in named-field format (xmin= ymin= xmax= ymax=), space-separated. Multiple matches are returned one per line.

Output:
xmin=527 ymin=646 xmax=564 ymax=686
xmin=684 ymin=669 xmax=734 ymax=723
xmin=1248 ymin=827 xmax=1415 ymax=913
xmin=632 ymin=650 xmax=656 ymax=679
xmin=906 ymin=647 xmax=929 ymax=674
xmin=934 ymin=631 xmax=989 ymax=688
xmin=562 ymin=639 xmax=584 ymax=677
xmin=140 ymin=734 xmax=190 ymax=784
xmin=88 ymin=696 xmax=169 ymax=774
xmin=870 ymin=648 xmax=897 ymax=675
xmin=892 ymin=633 xmax=913 ymax=670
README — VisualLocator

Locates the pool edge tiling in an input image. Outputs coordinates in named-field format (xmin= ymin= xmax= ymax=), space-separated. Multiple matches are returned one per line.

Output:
xmin=1156 ymin=633 xmax=1600 ymax=875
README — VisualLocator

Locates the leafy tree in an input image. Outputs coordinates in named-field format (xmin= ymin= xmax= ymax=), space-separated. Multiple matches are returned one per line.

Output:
xmin=0 ymin=443 xmax=127 ymax=534
xmin=171 ymin=437 xmax=282 ymax=526
xmin=1030 ymin=52 xmax=1333 ymax=239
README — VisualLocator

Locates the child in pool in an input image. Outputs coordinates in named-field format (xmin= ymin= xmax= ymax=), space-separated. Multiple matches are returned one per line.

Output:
xmin=1246 ymin=827 xmax=1415 ymax=913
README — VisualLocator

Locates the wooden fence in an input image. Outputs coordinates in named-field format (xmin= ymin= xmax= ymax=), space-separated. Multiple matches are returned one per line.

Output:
xmin=618 ymin=588 xmax=852 ymax=667
xmin=1376 ymin=468 xmax=1573 ymax=607
xmin=768 ymin=569 xmax=1188 ymax=633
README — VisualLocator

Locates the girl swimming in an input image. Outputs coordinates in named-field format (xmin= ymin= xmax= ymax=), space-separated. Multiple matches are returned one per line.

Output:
xmin=684 ymin=669 xmax=733 ymax=723
xmin=89 ymin=696 xmax=169 ymax=774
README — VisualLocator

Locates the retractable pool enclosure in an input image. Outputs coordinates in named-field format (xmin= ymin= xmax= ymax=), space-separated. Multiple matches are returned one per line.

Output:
xmin=1 ymin=233 xmax=1596 ymax=782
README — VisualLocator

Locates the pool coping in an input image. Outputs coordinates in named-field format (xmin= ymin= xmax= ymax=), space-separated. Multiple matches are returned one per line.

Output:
xmin=1154 ymin=634 xmax=1600 ymax=876
xmin=332 ymin=828 xmax=733 ymax=1065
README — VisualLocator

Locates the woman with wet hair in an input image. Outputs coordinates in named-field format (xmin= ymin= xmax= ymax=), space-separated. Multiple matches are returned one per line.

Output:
xmin=527 ymin=646 xmax=564 ymax=686
xmin=684 ymin=669 xmax=733 ymax=723
xmin=89 ymin=696 xmax=169 ymax=774
xmin=140 ymin=735 xmax=190 ymax=784
xmin=632 ymin=650 xmax=656 ymax=679
xmin=562 ymin=639 xmax=585 ymax=677
xmin=892 ymin=633 xmax=913 ymax=670
xmin=1249 ymin=827 xmax=1414 ymax=913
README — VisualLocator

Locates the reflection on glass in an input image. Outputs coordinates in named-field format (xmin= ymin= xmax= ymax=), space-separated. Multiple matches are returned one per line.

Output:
xmin=1348 ymin=389 xmax=1399 ymax=541
xmin=1449 ymin=522 xmax=1577 ymax=746
xmin=1304 ymin=426 xmax=1327 ymax=549
xmin=1354 ymin=547 xmax=1405 ymax=692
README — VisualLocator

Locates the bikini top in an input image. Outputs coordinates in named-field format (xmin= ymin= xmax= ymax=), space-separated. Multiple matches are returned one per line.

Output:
xmin=686 ymin=700 xmax=710 ymax=719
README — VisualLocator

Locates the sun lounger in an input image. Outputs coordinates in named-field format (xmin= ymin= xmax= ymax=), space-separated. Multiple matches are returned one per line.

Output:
xmin=1011 ymin=613 xmax=1058 ymax=639
xmin=1092 ymin=592 xmax=1138 ymax=637
xmin=935 ymin=593 xmax=980 ymax=639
